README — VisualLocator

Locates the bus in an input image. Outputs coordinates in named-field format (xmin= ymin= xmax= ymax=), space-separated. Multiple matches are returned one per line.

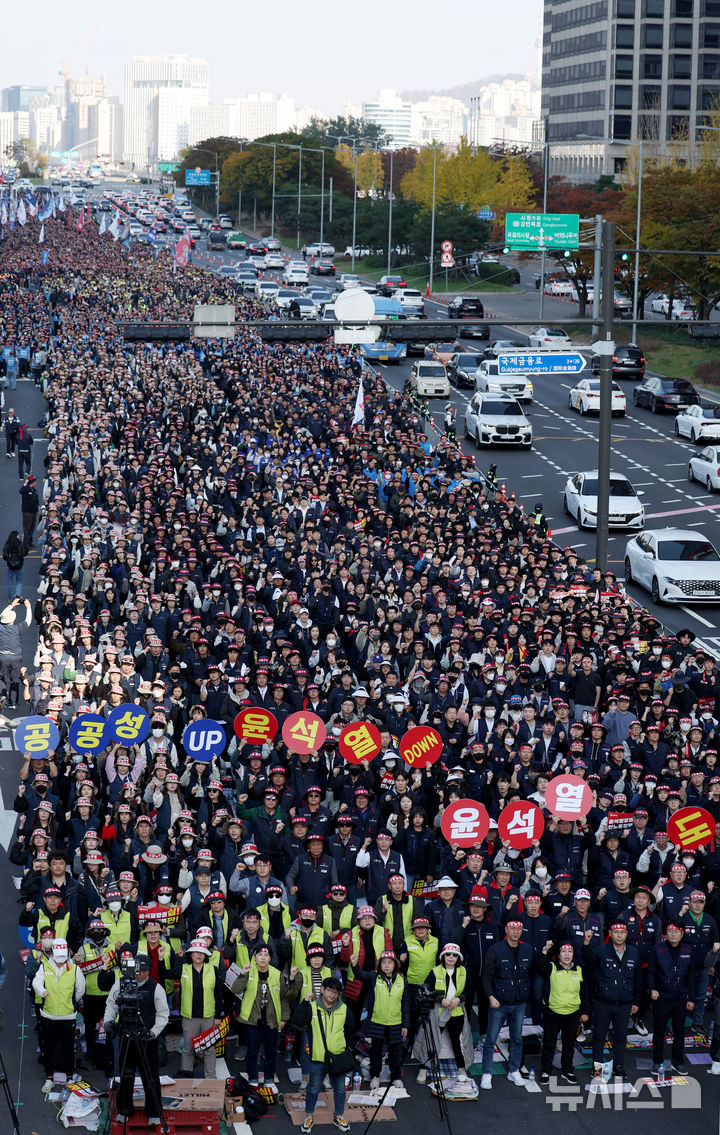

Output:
xmin=360 ymin=297 xmax=407 ymax=362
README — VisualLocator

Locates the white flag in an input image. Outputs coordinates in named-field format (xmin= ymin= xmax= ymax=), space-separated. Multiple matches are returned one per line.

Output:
xmin=98 ymin=213 xmax=107 ymax=235
xmin=17 ymin=198 xmax=26 ymax=226
xmin=109 ymin=210 xmax=120 ymax=241
xmin=57 ymin=195 xmax=65 ymax=214
xmin=38 ymin=224 xmax=44 ymax=244
xmin=352 ymin=377 xmax=365 ymax=428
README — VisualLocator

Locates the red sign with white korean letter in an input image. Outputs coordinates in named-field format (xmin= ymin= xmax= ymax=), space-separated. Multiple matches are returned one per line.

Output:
xmin=399 ymin=725 xmax=443 ymax=768
xmin=498 ymin=800 xmax=545 ymax=848
xmin=668 ymin=806 xmax=715 ymax=850
xmin=282 ymin=711 xmax=326 ymax=755
xmin=234 ymin=708 xmax=278 ymax=744
xmin=338 ymin=722 xmax=382 ymax=765
xmin=545 ymin=774 xmax=594 ymax=821
xmin=440 ymin=798 xmax=490 ymax=847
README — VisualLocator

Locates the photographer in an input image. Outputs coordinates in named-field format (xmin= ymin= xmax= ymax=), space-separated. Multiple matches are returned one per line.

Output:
xmin=103 ymin=953 xmax=168 ymax=1126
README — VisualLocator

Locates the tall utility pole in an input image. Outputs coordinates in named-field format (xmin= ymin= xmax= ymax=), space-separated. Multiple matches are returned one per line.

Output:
xmin=591 ymin=214 xmax=602 ymax=337
xmin=631 ymin=139 xmax=644 ymax=343
xmin=296 ymin=145 xmax=303 ymax=249
xmin=387 ymin=149 xmax=394 ymax=276
xmin=595 ymin=220 xmax=616 ymax=572
xmin=429 ymin=147 xmax=438 ymax=292
xmin=271 ymin=144 xmax=277 ymax=238
xmin=351 ymin=145 xmax=358 ymax=272
xmin=539 ymin=121 xmax=549 ymax=319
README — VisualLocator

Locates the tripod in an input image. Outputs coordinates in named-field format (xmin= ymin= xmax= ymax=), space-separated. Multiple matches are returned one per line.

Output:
xmin=360 ymin=1007 xmax=453 ymax=1135
xmin=0 ymin=1050 xmax=21 ymax=1135
xmin=110 ymin=1020 xmax=169 ymax=1135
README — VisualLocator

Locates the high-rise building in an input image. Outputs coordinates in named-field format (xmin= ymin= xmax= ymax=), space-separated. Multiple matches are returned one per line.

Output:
xmin=541 ymin=0 xmax=720 ymax=181
xmin=29 ymin=100 xmax=64 ymax=153
xmin=189 ymin=105 xmax=232 ymax=148
xmin=362 ymin=89 xmax=413 ymax=148
xmin=469 ymin=79 xmax=541 ymax=148
xmin=223 ymin=93 xmax=295 ymax=141
xmin=1 ymin=85 xmax=48 ymax=112
xmin=123 ymin=55 xmax=209 ymax=167
xmin=410 ymin=95 xmax=468 ymax=148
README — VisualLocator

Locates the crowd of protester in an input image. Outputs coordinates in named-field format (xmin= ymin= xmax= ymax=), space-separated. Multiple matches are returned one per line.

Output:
xmin=4 ymin=207 xmax=720 ymax=1127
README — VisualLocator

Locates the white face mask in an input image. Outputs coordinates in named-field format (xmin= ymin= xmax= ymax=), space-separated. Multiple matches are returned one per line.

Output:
xmin=152 ymin=727 xmax=164 ymax=737
xmin=268 ymin=896 xmax=281 ymax=908
xmin=52 ymin=945 xmax=69 ymax=964
xmin=326 ymin=638 xmax=336 ymax=648
xmin=244 ymin=856 xmax=256 ymax=867
xmin=535 ymin=867 xmax=548 ymax=879
xmin=108 ymin=901 xmax=122 ymax=913
xmin=158 ymin=894 xmax=171 ymax=905
xmin=182 ymin=838 xmax=194 ymax=849
xmin=661 ymin=660 xmax=671 ymax=670
xmin=683 ymin=857 xmax=694 ymax=868
xmin=652 ymin=647 xmax=662 ymax=656
xmin=485 ymin=709 xmax=495 ymax=718
xmin=680 ymin=723 xmax=691 ymax=733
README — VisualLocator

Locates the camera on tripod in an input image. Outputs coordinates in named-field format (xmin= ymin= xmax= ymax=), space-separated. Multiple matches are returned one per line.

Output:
xmin=414 ymin=989 xmax=435 ymax=1014
xmin=116 ymin=955 xmax=146 ymax=1037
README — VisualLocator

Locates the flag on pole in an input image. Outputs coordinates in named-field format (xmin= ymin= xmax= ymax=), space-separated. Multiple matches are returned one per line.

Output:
xmin=98 ymin=213 xmax=107 ymax=235
xmin=16 ymin=198 xmax=26 ymax=226
xmin=38 ymin=224 xmax=44 ymax=244
xmin=109 ymin=211 xmax=120 ymax=240
xmin=352 ymin=377 xmax=365 ymax=429
xmin=174 ymin=234 xmax=191 ymax=268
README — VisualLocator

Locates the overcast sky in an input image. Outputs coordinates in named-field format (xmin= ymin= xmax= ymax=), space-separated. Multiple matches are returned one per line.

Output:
xmin=1 ymin=0 xmax=542 ymax=109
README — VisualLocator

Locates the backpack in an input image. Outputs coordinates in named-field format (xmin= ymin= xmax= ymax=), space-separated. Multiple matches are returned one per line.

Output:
xmin=227 ymin=1074 xmax=268 ymax=1120
xmin=4 ymin=545 xmax=22 ymax=571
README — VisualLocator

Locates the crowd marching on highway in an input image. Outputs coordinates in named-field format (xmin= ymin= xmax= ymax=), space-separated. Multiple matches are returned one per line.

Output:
xmin=2 ymin=204 xmax=720 ymax=1126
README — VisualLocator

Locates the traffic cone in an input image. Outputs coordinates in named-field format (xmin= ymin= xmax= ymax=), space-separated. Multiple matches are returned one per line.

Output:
xmin=425 ymin=283 xmax=430 ymax=297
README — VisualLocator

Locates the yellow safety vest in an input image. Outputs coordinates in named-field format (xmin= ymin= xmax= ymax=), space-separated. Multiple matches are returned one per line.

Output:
xmin=381 ymin=898 xmax=413 ymax=942
xmin=79 ymin=942 xmax=105 ymax=997
xmin=42 ymin=959 xmax=77 ymax=1017
xmin=180 ymin=962 xmax=217 ymax=1019
xmin=348 ymin=924 xmax=387 ymax=981
xmin=290 ymin=925 xmax=325 ymax=970
xmin=259 ymin=902 xmax=291 ymax=937
xmin=432 ymin=964 xmax=466 ymax=1018
xmin=371 ymin=973 xmax=405 ymax=1027
xmin=37 ymin=911 xmax=69 ymax=941
xmin=310 ymin=1000 xmax=347 ymax=1057
xmin=240 ymin=962 xmax=282 ymax=1024
xmin=406 ymin=933 xmax=438 ymax=986
xmin=300 ymin=964 xmax=332 ymax=1000
xmin=101 ymin=909 xmax=132 ymax=950
xmin=320 ymin=903 xmax=353 ymax=935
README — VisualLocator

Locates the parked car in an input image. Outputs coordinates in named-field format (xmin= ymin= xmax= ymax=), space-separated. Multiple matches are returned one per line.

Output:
xmin=568 ymin=378 xmax=626 ymax=416
xmin=590 ymin=343 xmax=645 ymax=380
xmin=409 ymin=361 xmax=450 ymax=398
xmin=303 ymin=242 xmax=335 ymax=259
xmin=632 ymin=376 xmax=700 ymax=412
xmin=463 ymin=393 xmax=532 ymax=448
xmin=688 ymin=445 xmax=720 ymax=490
xmin=674 ymin=404 xmax=720 ymax=443
xmin=624 ymin=528 xmax=720 ymax=603
xmin=563 ymin=471 xmax=644 ymax=530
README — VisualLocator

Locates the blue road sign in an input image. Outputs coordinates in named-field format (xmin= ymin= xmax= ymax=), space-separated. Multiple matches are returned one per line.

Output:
xmin=185 ymin=169 xmax=211 ymax=186
xmin=477 ymin=209 xmax=496 ymax=221
xmin=495 ymin=352 xmax=586 ymax=375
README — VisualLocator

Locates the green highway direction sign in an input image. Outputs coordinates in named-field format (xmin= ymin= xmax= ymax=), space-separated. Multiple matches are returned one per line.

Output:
xmin=505 ymin=212 xmax=579 ymax=250
xmin=158 ymin=162 xmax=180 ymax=172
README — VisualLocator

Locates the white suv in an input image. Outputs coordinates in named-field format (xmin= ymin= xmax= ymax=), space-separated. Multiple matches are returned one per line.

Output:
xmin=410 ymin=361 xmax=450 ymax=398
xmin=392 ymin=287 xmax=424 ymax=314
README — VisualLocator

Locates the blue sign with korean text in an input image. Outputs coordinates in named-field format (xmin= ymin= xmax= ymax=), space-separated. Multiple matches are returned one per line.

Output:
xmin=106 ymin=703 xmax=151 ymax=745
xmin=477 ymin=209 xmax=496 ymax=220
xmin=496 ymin=352 xmax=586 ymax=375
xmin=15 ymin=715 xmax=60 ymax=755
xmin=69 ymin=713 xmax=109 ymax=754
xmin=185 ymin=169 xmax=211 ymax=187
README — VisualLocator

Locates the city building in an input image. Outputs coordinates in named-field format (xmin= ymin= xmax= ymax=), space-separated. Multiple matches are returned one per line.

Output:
xmin=189 ymin=104 xmax=232 ymax=148
xmin=29 ymin=100 xmax=64 ymax=153
xmin=1 ymin=85 xmax=48 ymax=112
xmin=469 ymin=79 xmax=541 ymax=147
xmin=223 ymin=94 xmax=295 ymax=141
xmin=362 ymin=89 xmax=413 ymax=148
xmin=541 ymin=0 xmax=720 ymax=181
xmin=410 ymin=95 xmax=468 ymax=148
xmin=123 ymin=54 xmax=209 ymax=168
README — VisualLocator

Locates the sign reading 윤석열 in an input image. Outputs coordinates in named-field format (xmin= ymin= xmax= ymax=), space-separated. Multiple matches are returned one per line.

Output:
xmin=505 ymin=212 xmax=580 ymax=250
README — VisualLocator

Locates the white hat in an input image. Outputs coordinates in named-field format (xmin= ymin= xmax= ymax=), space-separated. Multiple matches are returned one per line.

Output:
xmin=188 ymin=939 xmax=211 ymax=956
xmin=436 ymin=876 xmax=458 ymax=889
xmin=440 ymin=942 xmax=463 ymax=961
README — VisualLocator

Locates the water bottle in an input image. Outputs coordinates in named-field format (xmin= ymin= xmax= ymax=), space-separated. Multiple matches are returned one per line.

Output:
xmin=529 ymin=1069 xmax=536 ymax=1084
xmin=658 ymin=1063 xmax=665 ymax=1085
xmin=353 ymin=1072 xmax=362 ymax=1093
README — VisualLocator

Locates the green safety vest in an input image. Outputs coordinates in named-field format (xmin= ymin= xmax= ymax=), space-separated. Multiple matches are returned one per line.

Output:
xmin=432 ymin=964 xmax=466 ymax=1018
xmin=80 ymin=942 xmax=104 ymax=997
xmin=381 ymin=898 xmax=413 ymax=942
xmin=371 ymin=973 xmax=405 ymax=1027
xmin=547 ymin=963 xmax=583 ymax=1016
xmin=320 ymin=903 xmax=354 ymax=935
xmin=348 ymin=924 xmax=387 ymax=981
xmin=290 ymin=925 xmax=325 ymax=970
xmin=240 ymin=962 xmax=282 ymax=1024
xmin=37 ymin=911 xmax=69 ymax=942
xmin=101 ymin=909 xmax=132 ymax=950
xmin=310 ymin=1000 xmax=348 ymax=1057
xmin=180 ymin=962 xmax=216 ymax=1019
xmin=259 ymin=902 xmax=291 ymax=937
xmin=138 ymin=934 xmax=182 ymax=993
xmin=406 ymin=933 xmax=438 ymax=986
xmin=235 ymin=937 xmax=261 ymax=968
xmin=300 ymin=964 xmax=332 ymax=1000
xmin=42 ymin=959 xmax=77 ymax=1017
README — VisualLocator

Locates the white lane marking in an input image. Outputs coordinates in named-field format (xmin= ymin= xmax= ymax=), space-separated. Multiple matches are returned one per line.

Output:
xmin=521 ymin=474 xmax=544 ymax=479
xmin=679 ymin=606 xmax=716 ymax=628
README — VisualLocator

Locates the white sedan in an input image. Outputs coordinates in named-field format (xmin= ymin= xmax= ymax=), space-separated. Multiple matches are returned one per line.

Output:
xmin=263 ymin=252 xmax=285 ymax=270
xmin=568 ymin=378 xmax=626 ymax=416
xmin=282 ymin=262 xmax=309 ymax=285
xmin=464 ymin=393 xmax=532 ymax=448
xmin=688 ymin=445 xmax=720 ymax=490
xmin=624 ymin=528 xmax=720 ymax=603
xmin=674 ymin=404 xmax=720 ymax=443
xmin=563 ymin=471 xmax=645 ymax=530
xmin=528 ymin=327 xmax=571 ymax=349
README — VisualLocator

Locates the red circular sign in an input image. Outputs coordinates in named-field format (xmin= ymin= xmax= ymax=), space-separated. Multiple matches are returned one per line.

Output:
xmin=441 ymin=240 xmax=453 ymax=253
xmin=667 ymin=806 xmax=716 ymax=850
xmin=498 ymin=800 xmax=545 ymax=848
xmin=234 ymin=708 xmax=278 ymax=745
xmin=281 ymin=711 xmax=327 ymax=755
xmin=338 ymin=722 xmax=382 ymax=765
xmin=441 ymin=798 xmax=490 ymax=848
xmin=399 ymin=725 xmax=443 ymax=768
xmin=545 ymin=774 xmax=594 ymax=821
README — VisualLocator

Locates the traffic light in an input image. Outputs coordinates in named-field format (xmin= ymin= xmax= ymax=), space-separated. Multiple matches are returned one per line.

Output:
xmin=503 ymin=246 xmax=509 ymax=254
xmin=620 ymin=252 xmax=630 ymax=261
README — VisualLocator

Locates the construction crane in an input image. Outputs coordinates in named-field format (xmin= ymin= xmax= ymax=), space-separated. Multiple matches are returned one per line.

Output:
xmin=58 ymin=25 xmax=100 ymax=81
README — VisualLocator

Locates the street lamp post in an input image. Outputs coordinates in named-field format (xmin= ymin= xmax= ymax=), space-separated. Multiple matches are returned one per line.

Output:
xmin=429 ymin=146 xmax=438 ymax=293
xmin=631 ymin=139 xmax=643 ymax=343
xmin=387 ymin=149 xmax=394 ymax=276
